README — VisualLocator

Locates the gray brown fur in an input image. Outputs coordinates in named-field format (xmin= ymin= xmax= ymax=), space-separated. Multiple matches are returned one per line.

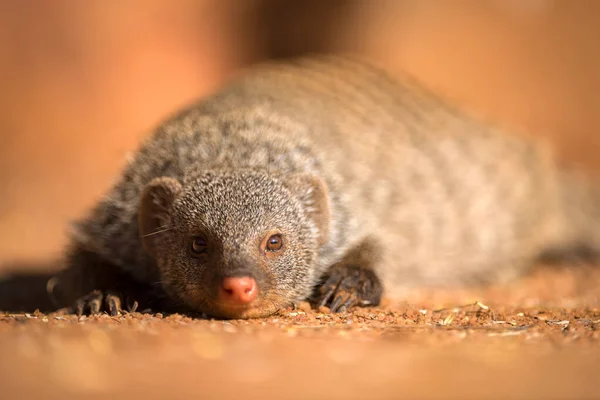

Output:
xmin=52 ymin=55 xmax=600 ymax=318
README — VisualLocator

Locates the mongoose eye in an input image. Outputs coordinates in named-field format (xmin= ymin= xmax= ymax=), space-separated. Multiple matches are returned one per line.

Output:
xmin=191 ymin=236 xmax=208 ymax=254
xmin=265 ymin=234 xmax=283 ymax=252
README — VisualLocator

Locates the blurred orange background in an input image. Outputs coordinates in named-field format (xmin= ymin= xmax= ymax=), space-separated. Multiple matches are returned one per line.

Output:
xmin=1 ymin=1 xmax=600 ymax=270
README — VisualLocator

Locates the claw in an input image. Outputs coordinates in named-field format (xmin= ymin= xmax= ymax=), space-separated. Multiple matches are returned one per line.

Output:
xmin=89 ymin=301 xmax=100 ymax=315
xmin=106 ymin=292 xmax=122 ymax=316
xmin=329 ymin=296 xmax=342 ymax=312
xmin=318 ymin=284 xmax=337 ymax=308
xmin=88 ymin=294 xmax=102 ymax=315
xmin=330 ymin=292 xmax=353 ymax=313
xmin=127 ymin=298 xmax=139 ymax=313
xmin=343 ymin=297 xmax=355 ymax=309
xmin=75 ymin=298 xmax=85 ymax=316
xmin=71 ymin=289 xmax=142 ymax=316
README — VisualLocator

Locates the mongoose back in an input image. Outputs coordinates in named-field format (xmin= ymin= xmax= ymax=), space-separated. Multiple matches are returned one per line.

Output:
xmin=50 ymin=55 xmax=600 ymax=318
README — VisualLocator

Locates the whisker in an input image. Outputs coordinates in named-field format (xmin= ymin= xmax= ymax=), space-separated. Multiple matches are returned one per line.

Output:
xmin=141 ymin=226 xmax=173 ymax=238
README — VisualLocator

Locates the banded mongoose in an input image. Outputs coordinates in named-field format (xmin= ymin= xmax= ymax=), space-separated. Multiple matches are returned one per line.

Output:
xmin=49 ymin=55 xmax=600 ymax=318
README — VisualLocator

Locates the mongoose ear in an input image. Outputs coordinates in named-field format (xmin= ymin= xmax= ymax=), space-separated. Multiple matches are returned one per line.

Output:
xmin=139 ymin=177 xmax=183 ymax=257
xmin=283 ymin=174 xmax=331 ymax=246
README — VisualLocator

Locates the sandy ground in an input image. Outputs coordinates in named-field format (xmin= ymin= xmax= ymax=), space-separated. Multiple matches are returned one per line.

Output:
xmin=1 ymin=266 xmax=599 ymax=400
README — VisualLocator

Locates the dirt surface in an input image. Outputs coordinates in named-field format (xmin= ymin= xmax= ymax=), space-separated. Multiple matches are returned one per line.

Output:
xmin=1 ymin=266 xmax=599 ymax=400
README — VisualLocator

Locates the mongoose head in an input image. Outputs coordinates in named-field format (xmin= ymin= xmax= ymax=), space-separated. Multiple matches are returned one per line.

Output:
xmin=139 ymin=169 xmax=330 ymax=318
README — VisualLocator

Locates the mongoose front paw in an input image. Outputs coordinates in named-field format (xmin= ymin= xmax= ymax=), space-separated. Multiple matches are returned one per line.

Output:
xmin=73 ymin=290 xmax=141 ymax=316
xmin=313 ymin=264 xmax=383 ymax=312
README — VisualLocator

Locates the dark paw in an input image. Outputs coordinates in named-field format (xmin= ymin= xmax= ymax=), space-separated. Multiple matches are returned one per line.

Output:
xmin=73 ymin=290 xmax=140 ymax=316
xmin=312 ymin=264 xmax=383 ymax=313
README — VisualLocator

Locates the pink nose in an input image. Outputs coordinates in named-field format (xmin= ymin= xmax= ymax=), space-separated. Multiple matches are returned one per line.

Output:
xmin=219 ymin=276 xmax=258 ymax=305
